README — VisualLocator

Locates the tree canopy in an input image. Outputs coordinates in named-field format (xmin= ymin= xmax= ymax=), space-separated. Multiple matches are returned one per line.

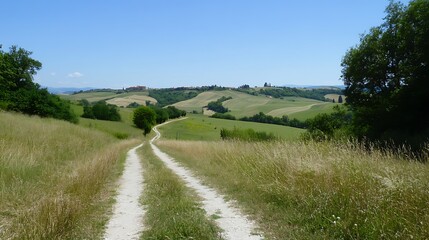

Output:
xmin=133 ymin=106 xmax=156 ymax=136
xmin=341 ymin=0 xmax=429 ymax=147
xmin=0 ymin=45 xmax=77 ymax=123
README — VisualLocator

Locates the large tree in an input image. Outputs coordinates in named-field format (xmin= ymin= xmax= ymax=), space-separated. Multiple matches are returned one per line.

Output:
xmin=0 ymin=45 xmax=77 ymax=123
xmin=341 ymin=0 xmax=429 ymax=146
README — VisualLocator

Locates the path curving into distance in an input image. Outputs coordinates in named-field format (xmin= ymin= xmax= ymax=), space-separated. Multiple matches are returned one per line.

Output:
xmin=151 ymin=119 xmax=263 ymax=240
xmin=103 ymin=144 xmax=145 ymax=240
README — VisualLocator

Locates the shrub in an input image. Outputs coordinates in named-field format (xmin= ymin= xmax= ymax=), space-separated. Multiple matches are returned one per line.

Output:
xmin=133 ymin=106 xmax=156 ymax=135
xmin=220 ymin=127 xmax=277 ymax=141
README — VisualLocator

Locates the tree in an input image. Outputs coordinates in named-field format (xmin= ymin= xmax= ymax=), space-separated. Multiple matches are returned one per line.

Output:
xmin=338 ymin=95 xmax=343 ymax=103
xmin=0 ymin=45 xmax=78 ymax=123
xmin=341 ymin=0 xmax=429 ymax=147
xmin=133 ymin=106 xmax=156 ymax=135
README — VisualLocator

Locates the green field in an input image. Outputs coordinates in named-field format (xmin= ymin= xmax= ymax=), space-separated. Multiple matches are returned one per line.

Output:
xmin=158 ymin=114 xmax=305 ymax=141
xmin=173 ymin=90 xmax=337 ymax=119
xmin=70 ymin=104 xmax=143 ymax=139
xmin=289 ymin=102 xmax=341 ymax=120
xmin=61 ymin=91 xmax=155 ymax=105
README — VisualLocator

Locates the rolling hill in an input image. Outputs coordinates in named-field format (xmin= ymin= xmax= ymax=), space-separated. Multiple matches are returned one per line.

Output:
xmin=172 ymin=90 xmax=338 ymax=120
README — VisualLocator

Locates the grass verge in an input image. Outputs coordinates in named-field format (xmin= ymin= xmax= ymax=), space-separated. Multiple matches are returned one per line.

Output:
xmin=0 ymin=111 xmax=140 ymax=239
xmin=156 ymin=139 xmax=429 ymax=239
xmin=138 ymin=143 xmax=222 ymax=239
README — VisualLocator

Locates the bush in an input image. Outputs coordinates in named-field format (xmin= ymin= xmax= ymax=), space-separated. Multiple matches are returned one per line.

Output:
xmin=211 ymin=113 xmax=236 ymax=120
xmin=81 ymin=101 xmax=121 ymax=121
xmin=133 ymin=106 xmax=156 ymax=135
xmin=220 ymin=127 xmax=277 ymax=141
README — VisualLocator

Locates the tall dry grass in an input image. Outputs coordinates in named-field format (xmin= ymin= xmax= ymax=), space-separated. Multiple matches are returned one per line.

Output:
xmin=157 ymin=139 xmax=429 ymax=239
xmin=0 ymin=111 xmax=139 ymax=239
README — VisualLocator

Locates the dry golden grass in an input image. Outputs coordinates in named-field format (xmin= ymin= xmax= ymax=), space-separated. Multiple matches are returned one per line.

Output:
xmin=0 ymin=111 xmax=140 ymax=239
xmin=157 ymin=139 xmax=429 ymax=239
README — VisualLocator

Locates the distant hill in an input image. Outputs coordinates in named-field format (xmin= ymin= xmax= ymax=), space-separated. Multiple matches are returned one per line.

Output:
xmin=47 ymin=87 xmax=95 ymax=94
xmin=172 ymin=90 xmax=338 ymax=120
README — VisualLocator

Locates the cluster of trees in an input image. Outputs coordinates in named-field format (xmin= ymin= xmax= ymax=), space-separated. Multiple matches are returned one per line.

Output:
xmin=258 ymin=87 xmax=343 ymax=101
xmin=303 ymin=106 xmax=352 ymax=141
xmin=306 ymin=0 xmax=429 ymax=153
xmin=240 ymin=112 xmax=307 ymax=128
xmin=0 ymin=45 xmax=77 ymax=123
xmin=342 ymin=0 xmax=428 ymax=148
xmin=81 ymin=100 xmax=121 ymax=121
xmin=207 ymin=96 xmax=232 ymax=113
xmin=133 ymin=105 xmax=186 ymax=135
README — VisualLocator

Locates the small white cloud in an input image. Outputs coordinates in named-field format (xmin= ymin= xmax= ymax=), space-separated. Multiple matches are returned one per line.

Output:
xmin=50 ymin=72 xmax=56 ymax=76
xmin=67 ymin=72 xmax=84 ymax=78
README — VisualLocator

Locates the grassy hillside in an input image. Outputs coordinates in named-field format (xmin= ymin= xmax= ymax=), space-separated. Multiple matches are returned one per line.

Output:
xmin=0 ymin=111 xmax=139 ymax=239
xmin=158 ymin=114 xmax=304 ymax=141
xmin=70 ymin=104 xmax=143 ymax=139
xmin=62 ymin=91 xmax=156 ymax=106
xmin=156 ymin=139 xmax=429 ymax=239
xmin=173 ymin=90 xmax=336 ymax=119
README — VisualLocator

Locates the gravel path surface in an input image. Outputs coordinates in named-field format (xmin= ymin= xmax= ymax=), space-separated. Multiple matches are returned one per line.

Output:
xmin=151 ymin=120 xmax=263 ymax=240
xmin=103 ymin=144 xmax=145 ymax=240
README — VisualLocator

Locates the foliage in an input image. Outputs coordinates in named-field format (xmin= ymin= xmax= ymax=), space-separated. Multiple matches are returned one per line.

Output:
xmin=149 ymin=88 xmax=201 ymax=107
xmin=207 ymin=101 xmax=228 ymax=113
xmin=126 ymin=102 xmax=140 ymax=108
xmin=133 ymin=106 xmax=156 ymax=135
xmin=258 ymin=87 xmax=342 ymax=101
xmin=341 ymin=0 xmax=429 ymax=148
xmin=0 ymin=45 xmax=78 ymax=123
xmin=220 ymin=127 xmax=277 ymax=141
xmin=81 ymin=101 xmax=121 ymax=121
xmin=210 ymin=112 xmax=236 ymax=120
xmin=207 ymin=96 xmax=232 ymax=113
xmin=240 ymin=112 xmax=307 ymax=128
xmin=165 ymin=105 xmax=186 ymax=119
xmin=303 ymin=105 xmax=352 ymax=141
xmin=149 ymin=105 xmax=169 ymax=124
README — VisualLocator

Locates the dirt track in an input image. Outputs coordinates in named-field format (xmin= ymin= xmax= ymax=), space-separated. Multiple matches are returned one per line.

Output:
xmin=151 ymin=120 xmax=262 ymax=240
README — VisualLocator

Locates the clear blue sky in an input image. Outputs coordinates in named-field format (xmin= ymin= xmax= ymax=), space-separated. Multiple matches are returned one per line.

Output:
xmin=1 ymin=0 xmax=410 ymax=89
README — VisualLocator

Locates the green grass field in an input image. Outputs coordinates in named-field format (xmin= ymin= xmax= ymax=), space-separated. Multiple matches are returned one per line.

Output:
xmin=289 ymin=102 xmax=341 ymax=120
xmin=158 ymin=114 xmax=304 ymax=141
xmin=173 ymin=90 xmax=337 ymax=119
xmin=70 ymin=104 xmax=143 ymax=139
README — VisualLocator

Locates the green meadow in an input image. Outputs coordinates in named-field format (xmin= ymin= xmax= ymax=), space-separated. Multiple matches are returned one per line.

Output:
xmin=158 ymin=114 xmax=304 ymax=141
xmin=71 ymin=104 xmax=143 ymax=139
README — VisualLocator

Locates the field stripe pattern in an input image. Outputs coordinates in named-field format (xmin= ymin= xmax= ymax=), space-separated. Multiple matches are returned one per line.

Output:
xmin=151 ymin=121 xmax=262 ymax=240
xmin=104 ymin=144 xmax=145 ymax=240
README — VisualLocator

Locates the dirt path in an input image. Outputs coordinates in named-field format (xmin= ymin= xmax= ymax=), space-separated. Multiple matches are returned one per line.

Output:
xmin=103 ymin=144 xmax=145 ymax=240
xmin=151 ymin=120 xmax=263 ymax=240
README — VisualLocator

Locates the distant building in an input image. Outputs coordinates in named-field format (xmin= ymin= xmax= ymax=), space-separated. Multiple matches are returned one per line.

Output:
xmin=126 ymin=86 xmax=147 ymax=91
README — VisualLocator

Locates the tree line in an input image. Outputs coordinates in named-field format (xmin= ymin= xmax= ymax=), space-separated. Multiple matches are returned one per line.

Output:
xmin=133 ymin=105 xmax=186 ymax=135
